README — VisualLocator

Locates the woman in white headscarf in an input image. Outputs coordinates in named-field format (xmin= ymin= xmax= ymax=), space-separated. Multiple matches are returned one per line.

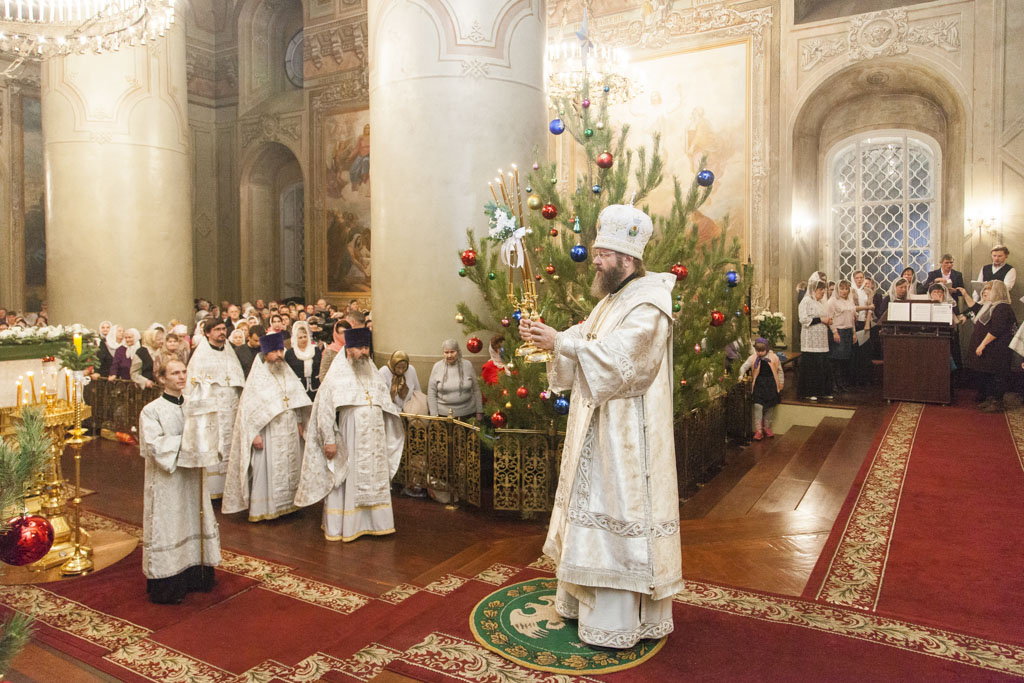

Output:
xmin=110 ymin=327 xmax=140 ymax=380
xmin=284 ymin=320 xmax=321 ymax=400
xmin=827 ymin=280 xmax=857 ymax=393
xmin=93 ymin=321 xmax=116 ymax=378
xmin=963 ymin=280 xmax=1016 ymax=411
xmin=427 ymin=339 xmax=483 ymax=420
xmin=798 ymin=277 xmax=832 ymax=400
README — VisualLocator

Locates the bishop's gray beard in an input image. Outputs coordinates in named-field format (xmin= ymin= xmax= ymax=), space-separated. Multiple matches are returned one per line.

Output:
xmin=348 ymin=355 xmax=375 ymax=381
xmin=267 ymin=358 xmax=287 ymax=374
xmin=590 ymin=262 xmax=628 ymax=298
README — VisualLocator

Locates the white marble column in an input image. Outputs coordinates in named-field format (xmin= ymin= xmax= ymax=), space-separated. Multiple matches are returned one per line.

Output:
xmin=369 ymin=0 xmax=546 ymax=372
xmin=42 ymin=25 xmax=193 ymax=330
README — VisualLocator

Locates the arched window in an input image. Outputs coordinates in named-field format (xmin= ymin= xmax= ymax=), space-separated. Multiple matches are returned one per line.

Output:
xmin=826 ymin=131 xmax=941 ymax=292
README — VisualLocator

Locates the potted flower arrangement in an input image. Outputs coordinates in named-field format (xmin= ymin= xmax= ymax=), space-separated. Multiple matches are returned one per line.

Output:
xmin=754 ymin=311 xmax=786 ymax=351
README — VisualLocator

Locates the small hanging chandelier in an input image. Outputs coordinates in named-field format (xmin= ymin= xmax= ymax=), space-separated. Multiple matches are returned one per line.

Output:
xmin=545 ymin=8 xmax=640 ymax=106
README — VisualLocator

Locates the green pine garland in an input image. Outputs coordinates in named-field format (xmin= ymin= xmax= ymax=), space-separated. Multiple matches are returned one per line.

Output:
xmin=54 ymin=333 xmax=100 ymax=373
xmin=0 ymin=407 xmax=51 ymax=676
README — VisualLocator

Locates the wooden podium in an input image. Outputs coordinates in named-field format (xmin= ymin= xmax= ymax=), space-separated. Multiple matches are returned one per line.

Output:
xmin=880 ymin=319 xmax=954 ymax=404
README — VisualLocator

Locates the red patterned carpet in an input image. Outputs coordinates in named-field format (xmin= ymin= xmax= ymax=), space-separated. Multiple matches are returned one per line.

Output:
xmin=806 ymin=401 xmax=1024 ymax=645
xmin=3 ymin=505 xmax=1024 ymax=680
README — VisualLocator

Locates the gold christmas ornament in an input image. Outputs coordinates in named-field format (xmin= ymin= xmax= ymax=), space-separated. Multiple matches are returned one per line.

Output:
xmin=527 ymin=195 xmax=542 ymax=210
xmin=455 ymin=313 xmax=464 ymax=323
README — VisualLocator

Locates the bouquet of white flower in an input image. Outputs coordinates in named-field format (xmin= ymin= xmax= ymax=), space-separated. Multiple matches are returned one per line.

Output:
xmin=754 ymin=311 xmax=786 ymax=349
xmin=0 ymin=324 xmax=89 ymax=347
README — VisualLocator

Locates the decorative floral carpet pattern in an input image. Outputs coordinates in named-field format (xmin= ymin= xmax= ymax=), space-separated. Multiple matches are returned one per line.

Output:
xmin=469 ymin=577 xmax=664 ymax=674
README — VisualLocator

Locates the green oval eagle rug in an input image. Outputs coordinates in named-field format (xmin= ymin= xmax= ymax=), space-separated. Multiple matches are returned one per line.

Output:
xmin=469 ymin=577 xmax=666 ymax=674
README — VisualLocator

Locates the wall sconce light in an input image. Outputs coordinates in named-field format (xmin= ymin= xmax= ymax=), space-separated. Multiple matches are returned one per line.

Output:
xmin=965 ymin=215 xmax=1000 ymax=240
xmin=792 ymin=211 xmax=813 ymax=239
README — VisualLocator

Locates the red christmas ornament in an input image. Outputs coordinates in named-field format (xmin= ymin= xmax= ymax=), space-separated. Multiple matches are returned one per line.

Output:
xmin=460 ymin=249 xmax=477 ymax=267
xmin=500 ymin=317 xmax=511 ymax=328
xmin=549 ymin=228 xmax=559 ymax=237
xmin=680 ymin=378 xmax=688 ymax=386
xmin=534 ymin=274 xmax=543 ymax=281
xmin=670 ymin=263 xmax=688 ymax=281
xmin=596 ymin=151 xmax=614 ymax=169
xmin=545 ymin=263 xmax=556 ymax=275
xmin=490 ymin=411 xmax=508 ymax=429
xmin=0 ymin=515 xmax=54 ymax=566
xmin=710 ymin=310 xmax=726 ymax=327
xmin=502 ymin=388 xmax=509 ymax=397
xmin=541 ymin=203 xmax=558 ymax=220
xmin=466 ymin=337 xmax=483 ymax=354
xmin=516 ymin=386 xmax=529 ymax=399
xmin=694 ymin=343 xmax=701 ymax=354
xmin=743 ymin=304 xmax=750 ymax=315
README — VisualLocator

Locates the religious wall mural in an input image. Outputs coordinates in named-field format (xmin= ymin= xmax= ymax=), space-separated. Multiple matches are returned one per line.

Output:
xmin=23 ymin=96 xmax=46 ymax=310
xmin=323 ymin=109 xmax=371 ymax=294
xmin=605 ymin=39 xmax=750 ymax=253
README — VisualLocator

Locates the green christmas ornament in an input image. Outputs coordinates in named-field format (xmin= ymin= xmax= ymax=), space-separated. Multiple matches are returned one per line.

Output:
xmin=572 ymin=216 xmax=582 ymax=234
xmin=672 ymin=302 xmax=681 ymax=313
xmin=488 ymin=272 xmax=496 ymax=280
xmin=551 ymin=177 xmax=558 ymax=185
xmin=584 ymin=128 xmax=594 ymax=138
xmin=459 ymin=267 xmax=467 ymax=277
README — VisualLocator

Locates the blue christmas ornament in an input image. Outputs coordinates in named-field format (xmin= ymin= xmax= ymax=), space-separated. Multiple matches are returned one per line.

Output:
xmin=511 ymin=310 xmax=522 ymax=323
xmin=603 ymin=85 xmax=610 ymax=92
xmin=726 ymin=270 xmax=739 ymax=287
xmin=553 ymin=395 xmax=570 ymax=415
xmin=592 ymin=184 xmax=601 ymax=194
xmin=572 ymin=216 xmax=582 ymax=234
xmin=570 ymin=244 xmax=588 ymax=262
xmin=697 ymin=169 xmax=715 ymax=187
xmin=549 ymin=118 xmax=566 ymax=135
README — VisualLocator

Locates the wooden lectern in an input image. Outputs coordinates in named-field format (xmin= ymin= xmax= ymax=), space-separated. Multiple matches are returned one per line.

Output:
xmin=879 ymin=316 xmax=954 ymax=404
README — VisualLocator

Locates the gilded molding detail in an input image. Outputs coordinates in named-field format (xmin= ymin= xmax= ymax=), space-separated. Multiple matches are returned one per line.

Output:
xmin=239 ymin=112 xmax=301 ymax=149
xmin=596 ymin=5 xmax=771 ymax=50
xmin=306 ymin=16 xmax=367 ymax=71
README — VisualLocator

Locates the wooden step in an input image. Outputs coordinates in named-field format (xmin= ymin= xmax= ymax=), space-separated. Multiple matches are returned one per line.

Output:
xmin=748 ymin=417 xmax=849 ymax=515
xmin=678 ymin=509 xmax=834 ymax=545
xmin=703 ymin=426 xmax=815 ymax=519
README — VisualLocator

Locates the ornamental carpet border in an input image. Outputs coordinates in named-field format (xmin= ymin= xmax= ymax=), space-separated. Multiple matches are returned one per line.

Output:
xmin=1003 ymin=407 xmax=1024 ymax=475
xmin=814 ymin=401 xmax=924 ymax=610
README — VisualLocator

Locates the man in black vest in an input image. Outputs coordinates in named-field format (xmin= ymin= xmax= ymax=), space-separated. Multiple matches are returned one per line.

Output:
xmin=975 ymin=244 xmax=1016 ymax=295
xmin=924 ymin=253 xmax=966 ymax=301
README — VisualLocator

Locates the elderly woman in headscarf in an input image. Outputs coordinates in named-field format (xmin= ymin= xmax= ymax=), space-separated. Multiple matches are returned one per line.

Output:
xmin=427 ymin=339 xmax=483 ymax=420
xmin=93 ymin=321 xmax=116 ymax=379
xmin=284 ymin=320 xmax=321 ymax=400
xmin=929 ymin=281 xmax=967 ymax=374
xmin=130 ymin=328 xmax=161 ymax=389
xmin=798 ymin=276 xmax=832 ymax=401
xmin=110 ymin=327 xmax=140 ymax=381
xmin=961 ymin=280 xmax=1016 ymax=412
xmin=380 ymin=350 xmax=425 ymax=413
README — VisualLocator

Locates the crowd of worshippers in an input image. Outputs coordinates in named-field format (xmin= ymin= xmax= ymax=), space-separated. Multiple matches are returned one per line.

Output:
xmin=795 ymin=245 xmax=1024 ymax=413
xmin=0 ymin=305 xmax=51 ymax=331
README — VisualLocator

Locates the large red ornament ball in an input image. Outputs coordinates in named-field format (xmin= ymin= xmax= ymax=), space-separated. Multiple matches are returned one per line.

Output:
xmin=460 ymin=249 xmax=477 ymax=267
xmin=596 ymin=151 xmax=614 ymax=169
xmin=710 ymin=310 xmax=726 ymax=327
xmin=670 ymin=263 xmax=689 ymax=281
xmin=541 ymin=203 xmax=558 ymax=220
xmin=0 ymin=515 xmax=54 ymax=566
xmin=466 ymin=337 xmax=483 ymax=354
xmin=490 ymin=411 xmax=508 ymax=429
xmin=516 ymin=386 xmax=529 ymax=399
xmin=545 ymin=264 xmax=556 ymax=275
xmin=743 ymin=304 xmax=751 ymax=315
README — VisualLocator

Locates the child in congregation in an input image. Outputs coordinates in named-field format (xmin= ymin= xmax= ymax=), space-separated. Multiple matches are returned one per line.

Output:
xmin=739 ymin=338 xmax=784 ymax=441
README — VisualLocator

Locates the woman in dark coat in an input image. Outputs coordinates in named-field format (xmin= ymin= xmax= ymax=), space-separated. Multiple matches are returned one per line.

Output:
xmin=960 ymin=281 xmax=1016 ymax=412
xmin=284 ymin=320 xmax=321 ymax=401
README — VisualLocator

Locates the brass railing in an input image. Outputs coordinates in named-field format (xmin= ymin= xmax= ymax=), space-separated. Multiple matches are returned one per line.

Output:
xmin=396 ymin=412 xmax=481 ymax=507
xmin=83 ymin=379 xmax=160 ymax=434
xmin=674 ymin=395 xmax=728 ymax=498
xmin=493 ymin=421 xmax=565 ymax=514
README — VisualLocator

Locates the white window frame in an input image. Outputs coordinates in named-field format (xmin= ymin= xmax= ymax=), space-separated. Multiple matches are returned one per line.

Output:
xmin=822 ymin=129 xmax=942 ymax=290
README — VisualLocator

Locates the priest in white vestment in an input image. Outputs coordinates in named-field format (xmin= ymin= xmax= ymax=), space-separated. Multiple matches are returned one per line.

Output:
xmin=520 ymin=203 xmax=682 ymax=649
xmin=180 ymin=317 xmax=246 ymax=498
xmin=295 ymin=327 xmax=405 ymax=541
xmin=139 ymin=359 xmax=221 ymax=604
xmin=223 ymin=331 xmax=312 ymax=521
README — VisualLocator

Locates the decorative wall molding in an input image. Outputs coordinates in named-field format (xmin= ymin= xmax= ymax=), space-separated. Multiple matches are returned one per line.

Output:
xmin=595 ymin=5 xmax=772 ymax=52
xmin=799 ymin=10 xmax=962 ymax=72
xmin=305 ymin=15 xmax=367 ymax=72
xmin=239 ymin=112 xmax=302 ymax=149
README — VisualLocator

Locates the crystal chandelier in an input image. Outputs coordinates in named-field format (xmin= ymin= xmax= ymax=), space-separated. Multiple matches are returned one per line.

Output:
xmin=0 ymin=0 xmax=175 ymax=60
xmin=545 ymin=10 xmax=640 ymax=106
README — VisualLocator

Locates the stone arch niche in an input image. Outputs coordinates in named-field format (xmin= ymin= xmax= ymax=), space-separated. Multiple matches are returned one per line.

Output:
xmin=789 ymin=57 xmax=967 ymax=287
xmin=239 ymin=141 xmax=306 ymax=301
xmin=237 ymin=0 xmax=304 ymax=112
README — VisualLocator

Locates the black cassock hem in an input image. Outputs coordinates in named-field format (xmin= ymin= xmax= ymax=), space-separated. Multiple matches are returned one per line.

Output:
xmin=147 ymin=565 xmax=216 ymax=604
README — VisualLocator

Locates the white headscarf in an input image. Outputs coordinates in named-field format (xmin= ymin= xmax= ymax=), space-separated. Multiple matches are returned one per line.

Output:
xmin=124 ymin=328 xmax=141 ymax=358
xmin=976 ymin=280 xmax=1011 ymax=326
xmin=290 ymin=320 xmax=315 ymax=378
xmin=829 ymin=280 xmax=856 ymax=313
xmin=887 ymin=277 xmax=910 ymax=302
xmin=105 ymin=325 xmax=122 ymax=354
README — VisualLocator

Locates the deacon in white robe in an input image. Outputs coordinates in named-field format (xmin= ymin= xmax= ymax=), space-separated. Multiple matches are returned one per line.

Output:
xmin=139 ymin=359 xmax=221 ymax=604
xmin=223 ymin=332 xmax=312 ymax=521
xmin=295 ymin=328 xmax=405 ymax=541
xmin=521 ymin=203 xmax=681 ymax=649
xmin=180 ymin=318 xmax=246 ymax=497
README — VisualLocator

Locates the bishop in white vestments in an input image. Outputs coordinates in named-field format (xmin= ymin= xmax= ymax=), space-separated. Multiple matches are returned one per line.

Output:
xmin=295 ymin=328 xmax=405 ymax=541
xmin=139 ymin=359 xmax=221 ymax=604
xmin=223 ymin=332 xmax=312 ymax=521
xmin=180 ymin=318 xmax=246 ymax=497
xmin=520 ymin=203 xmax=682 ymax=649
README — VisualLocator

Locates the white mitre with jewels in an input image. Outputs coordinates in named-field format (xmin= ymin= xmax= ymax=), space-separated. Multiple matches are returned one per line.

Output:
xmin=592 ymin=203 xmax=654 ymax=260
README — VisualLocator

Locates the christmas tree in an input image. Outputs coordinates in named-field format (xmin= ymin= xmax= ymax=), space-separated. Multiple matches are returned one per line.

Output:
xmin=454 ymin=75 xmax=750 ymax=429
xmin=0 ymin=408 xmax=52 ymax=676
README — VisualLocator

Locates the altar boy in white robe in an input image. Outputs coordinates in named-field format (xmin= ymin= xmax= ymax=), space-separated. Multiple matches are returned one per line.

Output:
xmin=520 ymin=203 xmax=682 ymax=649
xmin=180 ymin=317 xmax=246 ymax=498
xmin=295 ymin=327 xmax=405 ymax=541
xmin=139 ymin=359 xmax=221 ymax=604
xmin=223 ymin=331 xmax=312 ymax=521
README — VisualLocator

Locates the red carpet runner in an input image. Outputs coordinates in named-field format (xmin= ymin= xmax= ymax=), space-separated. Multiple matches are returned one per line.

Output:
xmin=806 ymin=401 xmax=1024 ymax=646
xmin=3 ymin=509 xmax=1024 ymax=680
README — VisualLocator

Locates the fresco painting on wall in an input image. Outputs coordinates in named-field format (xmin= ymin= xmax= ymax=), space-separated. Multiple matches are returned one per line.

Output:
xmin=324 ymin=109 xmax=371 ymax=294
xmin=23 ymin=96 xmax=46 ymax=310
xmin=603 ymin=39 xmax=749 ymax=253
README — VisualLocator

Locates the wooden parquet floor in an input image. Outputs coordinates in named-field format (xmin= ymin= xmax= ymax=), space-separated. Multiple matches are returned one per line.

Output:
xmin=7 ymin=391 xmax=888 ymax=682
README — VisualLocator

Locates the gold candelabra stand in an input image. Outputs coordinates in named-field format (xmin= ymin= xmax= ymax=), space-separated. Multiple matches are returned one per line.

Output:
xmin=490 ymin=164 xmax=554 ymax=364
xmin=0 ymin=385 xmax=92 ymax=572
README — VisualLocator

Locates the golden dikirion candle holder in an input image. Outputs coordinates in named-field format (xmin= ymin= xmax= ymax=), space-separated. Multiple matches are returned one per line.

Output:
xmin=60 ymin=373 xmax=93 ymax=576
xmin=489 ymin=165 xmax=555 ymax=364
